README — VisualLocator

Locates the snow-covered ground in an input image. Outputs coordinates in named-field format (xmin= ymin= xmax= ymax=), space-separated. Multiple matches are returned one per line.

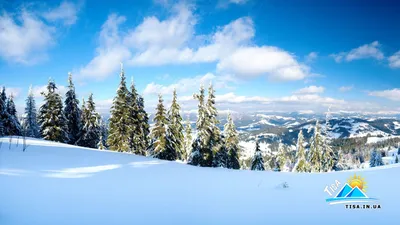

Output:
xmin=0 ymin=137 xmax=398 ymax=225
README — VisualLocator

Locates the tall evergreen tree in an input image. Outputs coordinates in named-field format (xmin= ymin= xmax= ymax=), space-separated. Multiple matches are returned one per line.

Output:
xmin=137 ymin=95 xmax=150 ymax=155
xmin=76 ymin=94 xmax=101 ymax=148
xmin=183 ymin=118 xmax=192 ymax=161
xmin=168 ymin=89 xmax=185 ymax=160
xmin=127 ymin=77 xmax=143 ymax=155
xmin=6 ymin=94 xmax=22 ymax=136
xmin=64 ymin=73 xmax=82 ymax=144
xmin=38 ymin=79 xmax=69 ymax=142
xmin=189 ymin=85 xmax=210 ymax=166
xmin=224 ymin=112 xmax=240 ymax=169
xmin=24 ymin=86 xmax=40 ymax=138
xmin=107 ymin=63 xmax=130 ymax=152
xmin=251 ymin=140 xmax=265 ymax=171
xmin=276 ymin=143 xmax=291 ymax=172
xmin=212 ymin=137 xmax=228 ymax=168
xmin=321 ymin=108 xmax=335 ymax=172
xmin=149 ymin=94 xmax=177 ymax=160
xmin=308 ymin=121 xmax=323 ymax=172
xmin=206 ymin=83 xmax=221 ymax=167
xmin=0 ymin=87 xmax=6 ymax=136
xmin=293 ymin=130 xmax=310 ymax=172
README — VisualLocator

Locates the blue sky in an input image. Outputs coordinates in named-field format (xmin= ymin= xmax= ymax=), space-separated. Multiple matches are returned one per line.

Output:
xmin=1 ymin=0 xmax=400 ymax=115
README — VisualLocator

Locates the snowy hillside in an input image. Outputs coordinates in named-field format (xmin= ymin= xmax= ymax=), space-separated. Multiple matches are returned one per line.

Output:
xmin=0 ymin=137 xmax=397 ymax=225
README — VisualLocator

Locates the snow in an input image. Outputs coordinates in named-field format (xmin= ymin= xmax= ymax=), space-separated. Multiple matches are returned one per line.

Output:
xmin=393 ymin=121 xmax=400 ymax=130
xmin=0 ymin=137 xmax=398 ymax=225
xmin=366 ymin=136 xmax=400 ymax=144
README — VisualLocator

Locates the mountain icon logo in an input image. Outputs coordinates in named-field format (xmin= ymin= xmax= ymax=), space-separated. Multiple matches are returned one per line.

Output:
xmin=326 ymin=174 xmax=378 ymax=205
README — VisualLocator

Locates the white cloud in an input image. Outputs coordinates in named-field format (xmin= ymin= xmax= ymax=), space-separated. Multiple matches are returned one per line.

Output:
xmin=305 ymin=52 xmax=318 ymax=63
xmin=79 ymin=5 xmax=311 ymax=82
xmin=43 ymin=1 xmax=80 ymax=26
xmin=389 ymin=51 xmax=400 ymax=69
xmin=217 ymin=46 xmax=310 ymax=81
xmin=294 ymin=85 xmax=325 ymax=94
xmin=143 ymin=73 xmax=234 ymax=96
xmin=339 ymin=85 xmax=353 ymax=92
xmin=0 ymin=10 xmax=54 ymax=64
xmin=368 ymin=89 xmax=400 ymax=101
xmin=216 ymin=92 xmax=269 ymax=104
xmin=0 ymin=2 xmax=79 ymax=64
xmin=331 ymin=41 xmax=384 ymax=63
xmin=31 ymin=84 xmax=67 ymax=98
xmin=0 ymin=86 xmax=22 ymax=98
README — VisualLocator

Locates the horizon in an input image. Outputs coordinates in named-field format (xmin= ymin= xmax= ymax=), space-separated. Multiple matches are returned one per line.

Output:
xmin=1 ymin=0 xmax=400 ymax=116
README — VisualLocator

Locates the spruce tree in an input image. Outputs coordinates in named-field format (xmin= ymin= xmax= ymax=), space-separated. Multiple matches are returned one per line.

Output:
xmin=6 ymin=94 xmax=22 ymax=136
xmin=137 ymin=95 xmax=150 ymax=154
xmin=189 ymin=85 xmax=210 ymax=166
xmin=38 ymin=79 xmax=69 ymax=142
xmin=276 ymin=143 xmax=289 ymax=172
xmin=212 ymin=137 xmax=228 ymax=168
xmin=375 ymin=150 xmax=384 ymax=167
xmin=183 ymin=118 xmax=192 ymax=161
xmin=321 ymin=109 xmax=335 ymax=172
xmin=224 ymin=112 xmax=240 ymax=169
xmin=251 ymin=140 xmax=265 ymax=171
xmin=0 ymin=87 xmax=6 ymax=136
xmin=395 ymin=155 xmax=399 ymax=163
xmin=308 ymin=121 xmax=323 ymax=172
xmin=167 ymin=89 xmax=184 ymax=160
xmin=64 ymin=73 xmax=82 ymax=144
xmin=107 ymin=64 xmax=130 ymax=152
xmin=98 ymin=135 xmax=106 ymax=150
xmin=127 ymin=77 xmax=143 ymax=155
xmin=76 ymin=94 xmax=101 ymax=148
xmin=149 ymin=94 xmax=177 ymax=160
xmin=293 ymin=130 xmax=310 ymax=172
xmin=24 ymin=86 xmax=40 ymax=138
xmin=206 ymin=83 xmax=221 ymax=167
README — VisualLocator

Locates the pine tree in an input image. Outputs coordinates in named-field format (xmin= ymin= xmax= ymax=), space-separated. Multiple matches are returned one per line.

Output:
xmin=308 ymin=121 xmax=323 ymax=172
xmin=224 ymin=112 xmax=240 ymax=169
xmin=321 ymin=108 xmax=335 ymax=172
xmin=107 ymin=63 xmax=130 ymax=152
xmin=276 ymin=143 xmax=290 ymax=172
xmin=149 ymin=94 xmax=177 ymax=160
xmin=38 ymin=79 xmax=69 ymax=142
xmin=98 ymin=135 xmax=106 ymax=150
xmin=167 ymin=89 xmax=184 ymax=160
xmin=76 ymin=94 xmax=101 ymax=148
xmin=6 ymin=94 xmax=22 ymax=136
xmin=127 ymin=77 xmax=143 ymax=155
xmin=99 ymin=117 xmax=108 ymax=149
xmin=24 ymin=86 xmax=40 ymax=138
xmin=0 ymin=87 xmax=6 ymax=136
xmin=293 ymin=130 xmax=310 ymax=172
xmin=375 ymin=150 xmax=384 ymax=167
xmin=137 ymin=95 xmax=150 ymax=155
xmin=395 ymin=155 xmax=399 ymax=163
xmin=206 ymin=83 xmax=221 ymax=167
xmin=251 ymin=140 xmax=265 ymax=171
xmin=183 ymin=118 xmax=192 ymax=161
xmin=212 ymin=137 xmax=228 ymax=168
xmin=64 ymin=73 xmax=82 ymax=145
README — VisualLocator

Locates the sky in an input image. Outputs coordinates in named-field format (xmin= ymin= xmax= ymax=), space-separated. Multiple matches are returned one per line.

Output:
xmin=1 ymin=0 xmax=400 ymax=115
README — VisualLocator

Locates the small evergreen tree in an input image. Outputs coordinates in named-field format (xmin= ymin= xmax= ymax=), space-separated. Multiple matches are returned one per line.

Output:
xmin=98 ymin=135 xmax=106 ymax=150
xmin=293 ymin=130 xmax=310 ymax=172
xmin=6 ymin=95 xmax=22 ymax=136
xmin=167 ymin=89 xmax=184 ymax=160
xmin=64 ymin=73 xmax=82 ymax=144
xmin=224 ymin=112 xmax=240 ymax=169
xmin=308 ymin=121 xmax=323 ymax=172
xmin=24 ymin=86 xmax=40 ymax=138
xmin=149 ymin=94 xmax=177 ymax=161
xmin=251 ymin=140 xmax=265 ymax=171
xmin=395 ymin=155 xmax=399 ymax=164
xmin=212 ymin=137 xmax=228 ymax=168
xmin=107 ymin=64 xmax=130 ymax=152
xmin=127 ymin=77 xmax=143 ymax=155
xmin=38 ymin=79 xmax=69 ymax=142
xmin=76 ymin=94 xmax=101 ymax=148
xmin=183 ymin=118 xmax=192 ymax=161
xmin=375 ymin=150 xmax=384 ymax=167
xmin=137 ymin=95 xmax=150 ymax=155
xmin=0 ymin=87 xmax=7 ymax=136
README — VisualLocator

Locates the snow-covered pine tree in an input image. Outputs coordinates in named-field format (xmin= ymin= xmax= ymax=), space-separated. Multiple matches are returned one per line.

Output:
xmin=76 ymin=94 xmax=101 ymax=148
xmin=224 ymin=112 xmax=240 ymax=169
xmin=6 ymin=94 xmax=22 ymax=136
xmin=183 ymin=118 xmax=192 ymax=161
xmin=38 ymin=79 xmax=69 ymax=142
xmin=127 ymin=77 xmax=143 ymax=155
xmin=251 ymin=140 xmax=265 ymax=171
xmin=308 ymin=121 xmax=323 ymax=172
xmin=206 ymin=83 xmax=221 ymax=167
xmin=167 ymin=89 xmax=184 ymax=160
xmin=276 ymin=143 xmax=291 ymax=172
xmin=64 ymin=73 xmax=82 ymax=145
xmin=189 ymin=85 xmax=210 ymax=166
xmin=107 ymin=63 xmax=130 ymax=152
xmin=395 ymin=155 xmax=399 ymax=163
xmin=137 ymin=95 xmax=150 ymax=154
xmin=369 ymin=149 xmax=377 ymax=167
xmin=98 ymin=135 xmax=106 ymax=150
xmin=24 ymin=86 xmax=40 ymax=138
xmin=374 ymin=150 xmax=384 ymax=167
xmin=293 ymin=130 xmax=310 ymax=172
xmin=212 ymin=136 xmax=228 ymax=168
xmin=149 ymin=94 xmax=177 ymax=160
xmin=99 ymin=117 xmax=108 ymax=149
xmin=321 ymin=108 xmax=335 ymax=172
xmin=0 ymin=87 xmax=8 ymax=136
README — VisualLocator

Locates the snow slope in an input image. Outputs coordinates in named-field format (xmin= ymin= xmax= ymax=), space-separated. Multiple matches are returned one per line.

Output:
xmin=0 ymin=137 xmax=398 ymax=225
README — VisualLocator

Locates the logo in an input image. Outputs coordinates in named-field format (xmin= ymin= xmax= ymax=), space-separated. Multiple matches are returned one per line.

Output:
xmin=324 ymin=174 xmax=381 ymax=209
